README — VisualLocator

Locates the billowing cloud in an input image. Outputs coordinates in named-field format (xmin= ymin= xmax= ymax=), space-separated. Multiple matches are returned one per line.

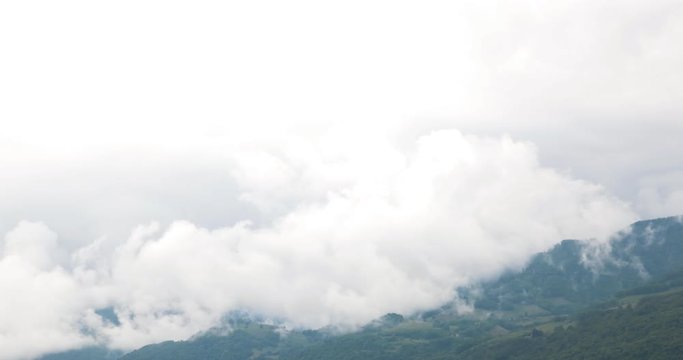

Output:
xmin=0 ymin=223 xmax=92 ymax=360
xmin=0 ymin=130 xmax=636 ymax=357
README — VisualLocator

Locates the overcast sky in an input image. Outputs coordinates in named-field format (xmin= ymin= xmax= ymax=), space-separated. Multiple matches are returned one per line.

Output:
xmin=1 ymin=0 xmax=682 ymax=358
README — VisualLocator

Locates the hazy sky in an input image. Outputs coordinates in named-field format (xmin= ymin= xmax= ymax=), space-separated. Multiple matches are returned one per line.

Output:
xmin=1 ymin=0 xmax=682 ymax=358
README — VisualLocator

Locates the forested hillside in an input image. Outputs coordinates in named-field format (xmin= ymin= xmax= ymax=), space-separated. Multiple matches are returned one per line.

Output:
xmin=459 ymin=288 xmax=683 ymax=359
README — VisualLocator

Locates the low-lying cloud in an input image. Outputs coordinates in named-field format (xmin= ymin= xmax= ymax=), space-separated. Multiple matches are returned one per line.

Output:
xmin=0 ymin=130 xmax=636 ymax=359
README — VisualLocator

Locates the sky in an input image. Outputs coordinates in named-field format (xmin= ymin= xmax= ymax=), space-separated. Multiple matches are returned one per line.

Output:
xmin=0 ymin=0 xmax=682 ymax=358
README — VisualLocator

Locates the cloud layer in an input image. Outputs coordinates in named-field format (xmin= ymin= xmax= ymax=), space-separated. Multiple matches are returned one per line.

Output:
xmin=0 ymin=130 xmax=636 ymax=358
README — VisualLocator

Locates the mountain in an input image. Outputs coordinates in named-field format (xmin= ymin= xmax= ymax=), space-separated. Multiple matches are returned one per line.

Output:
xmin=459 ymin=277 xmax=683 ymax=359
xmin=456 ymin=216 xmax=683 ymax=325
xmin=37 ymin=347 xmax=123 ymax=360
xmin=40 ymin=216 xmax=683 ymax=359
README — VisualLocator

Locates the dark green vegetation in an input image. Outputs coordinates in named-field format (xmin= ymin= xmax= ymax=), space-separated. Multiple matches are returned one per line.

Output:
xmin=459 ymin=287 xmax=683 ymax=359
xmin=121 ymin=323 xmax=281 ymax=360
xmin=41 ymin=216 xmax=683 ymax=359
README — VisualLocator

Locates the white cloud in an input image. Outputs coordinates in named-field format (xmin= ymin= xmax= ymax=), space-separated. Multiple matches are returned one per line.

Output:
xmin=0 ymin=130 xmax=636 ymax=357
xmin=637 ymin=171 xmax=683 ymax=218
xmin=0 ymin=223 xmax=93 ymax=360
xmin=2 ymin=222 xmax=62 ymax=270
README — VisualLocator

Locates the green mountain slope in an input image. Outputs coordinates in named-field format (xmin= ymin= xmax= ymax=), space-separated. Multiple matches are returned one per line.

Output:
xmin=459 ymin=287 xmax=683 ymax=359
xmin=456 ymin=216 xmax=683 ymax=326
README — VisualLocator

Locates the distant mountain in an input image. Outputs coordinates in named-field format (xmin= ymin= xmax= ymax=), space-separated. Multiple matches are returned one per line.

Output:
xmin=458 ymin=216 xmax=683 ymax=323
xmin=40 ymin=216 xmax=683 ymax=360
xmin=36 ymin=347 xmax=122 ymax=360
